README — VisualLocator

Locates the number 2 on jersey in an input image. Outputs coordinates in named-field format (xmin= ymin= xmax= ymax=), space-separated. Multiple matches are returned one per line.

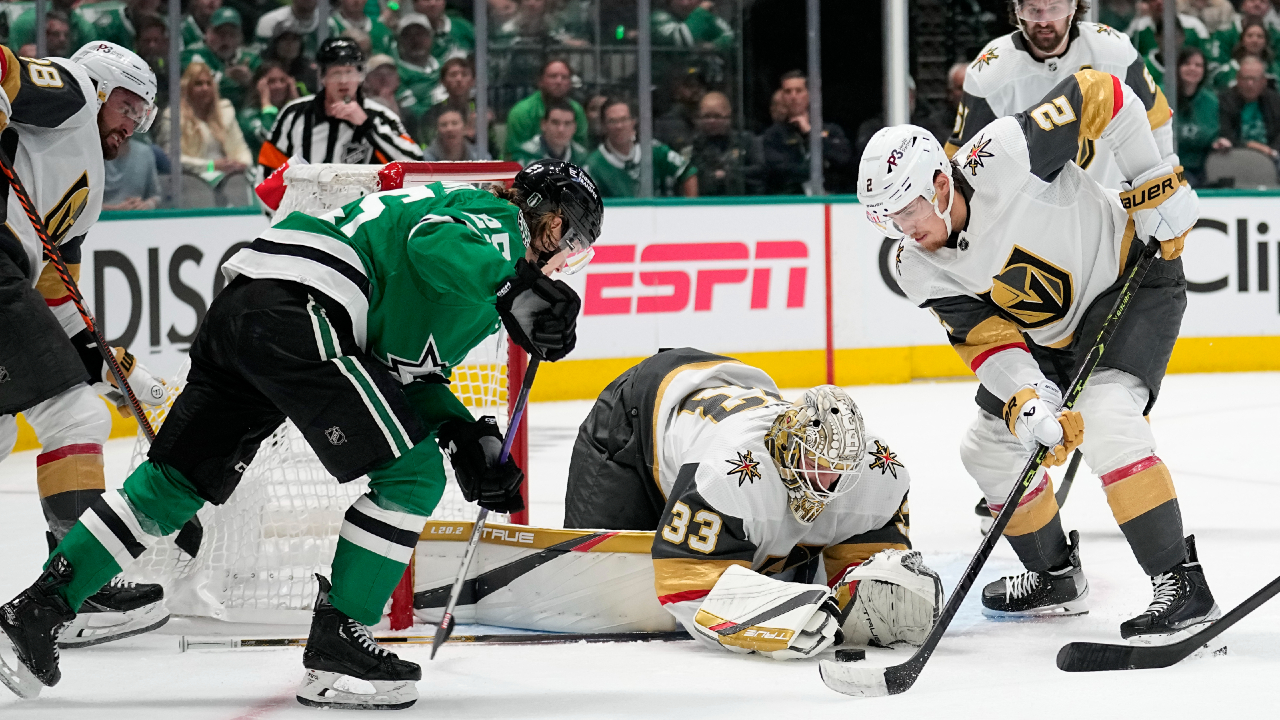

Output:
xmin=1029 ymin=95 xmax=1076 ymax=131
xmin=661 ymin=502 xmax=723 ymax=553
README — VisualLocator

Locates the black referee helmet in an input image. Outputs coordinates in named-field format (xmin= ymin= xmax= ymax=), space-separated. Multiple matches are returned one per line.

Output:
xmin=317 ymin=37 xmax=365 ymax=72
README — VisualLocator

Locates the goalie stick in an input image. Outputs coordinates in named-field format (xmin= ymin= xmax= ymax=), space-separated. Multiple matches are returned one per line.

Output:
xmin=430 ymin=356 xmax=539 ymax=660
xmin=820 ymin=239 xmax=1161 ymax=698
xmin=1057 ymin=574 xmax=1280 ymax=672
xmin=182 ymin=629 xmax=691 ymax=651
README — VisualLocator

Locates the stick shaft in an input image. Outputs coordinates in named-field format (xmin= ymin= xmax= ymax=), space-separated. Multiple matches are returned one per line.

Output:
xmin=183 ymin=630 xmax=691 ymax=651
xmin=431 ymin=356 xmax=540 ymax=658
xmin=0 ymin=148 xmax=156 ymax=441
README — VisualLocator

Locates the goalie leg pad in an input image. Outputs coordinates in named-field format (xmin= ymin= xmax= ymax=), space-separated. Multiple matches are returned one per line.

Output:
xmin=692 ymin=564 xmax=840 ymax=660
xmin=836 ymin=549 xmax=943 ymax=648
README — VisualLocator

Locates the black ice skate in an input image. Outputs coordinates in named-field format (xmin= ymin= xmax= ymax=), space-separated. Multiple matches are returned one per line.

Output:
xmin=982 ymin=530 xmax=1089 ymax=617
xmin=1121 ymin=535 xmax=1221 ymax=643
xmin=0 ymin=553 xmax=77 ymax=699
xmin=58 ymin=575 xmax=170 ymax=648
xmin=296 ymin=575 xmax=421 ymax=710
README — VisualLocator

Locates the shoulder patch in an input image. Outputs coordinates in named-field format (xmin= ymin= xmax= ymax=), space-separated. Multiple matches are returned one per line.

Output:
xmin=962 ymin=137 xmax=995 ymax=176
xmin=972 ymin=45 xmax=1000 ymax=70
xmin=867 ymin=440 xmax=903 ymax=478
xmin=725 ymin=450 xmax=761 ymax=486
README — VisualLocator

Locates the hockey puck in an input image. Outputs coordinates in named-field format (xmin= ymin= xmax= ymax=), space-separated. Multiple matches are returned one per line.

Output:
xmin=834 ymin=649 xmax=865 ymax=663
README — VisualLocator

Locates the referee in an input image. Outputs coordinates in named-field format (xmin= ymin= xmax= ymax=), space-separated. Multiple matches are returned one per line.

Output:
xmin=258 ymin=37 xmax=422 ymax=175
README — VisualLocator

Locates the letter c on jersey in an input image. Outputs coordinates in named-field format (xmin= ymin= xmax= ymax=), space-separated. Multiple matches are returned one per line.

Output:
xmin=583 ymin=241 xmax=810 ymax=315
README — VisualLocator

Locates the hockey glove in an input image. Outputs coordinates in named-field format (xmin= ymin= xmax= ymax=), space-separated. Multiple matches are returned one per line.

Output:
xmin=495 ymin=258 xmax=581 ymax=362
xmin=1003 ymin=381 xmax=1084 ymax=467
xmin=834 ymin=549 xmax=943 ymax=648
xmin=1121 ymin=165 xmax=1198 ymax=261
xmin=437 ymin=416 xmax=525 ymax=513
xmin=72 ymin=330 xmax=168 ymax=416
xmin=692 ymin=565 xmax=842 ymax=660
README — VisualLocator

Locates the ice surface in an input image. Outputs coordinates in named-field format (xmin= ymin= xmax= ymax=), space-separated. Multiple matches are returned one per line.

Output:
xmin=1 ymin=372 xmax=1277 ymax=717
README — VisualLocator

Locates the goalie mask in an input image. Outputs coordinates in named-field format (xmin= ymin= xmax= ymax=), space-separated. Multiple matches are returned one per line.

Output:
xmin=764 ymin=386 xmax=867 ymax=524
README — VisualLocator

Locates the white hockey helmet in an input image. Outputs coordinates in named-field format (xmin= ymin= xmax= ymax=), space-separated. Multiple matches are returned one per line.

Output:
xmin=1013 ymin=0 xmax=1076 ymax=23
xmin=70 ymin=41 xmax=158 ymax=133
xmin=857 ymin=124 xmax=956 ymax=240
xmin=764 ymin=386 xmax=867 ymax=524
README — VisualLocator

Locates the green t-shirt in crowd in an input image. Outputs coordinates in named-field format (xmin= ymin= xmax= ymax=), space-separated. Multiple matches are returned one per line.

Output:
xmin=1177 ymin=85 xmax=1220 ymax=173
xmin=1241 ymin=100 xmax=1269 ymax=145
xmin=503 ymin=91 xmax=588 ymax=160
xmin=511 ymin=134 xmax=590 ymax=167
xmin=430 ymin=12 xmax=474 ymax=62
xmin=238 ymin=103 xmax=279 ymax=158
xmin=328 ymin=13 xmax=396 ymax=58
xmin=651 ymin=5 xmax=733 ymax=49
xmin=3 ymin=1 xmax=94 ymax=55
xmin=181 ymin=43 xmax=262 ymax=109
xmin=75 ymin=1 xmax=135 ymax=50
xmin=583 ymin=140 xmax=696 ymax=198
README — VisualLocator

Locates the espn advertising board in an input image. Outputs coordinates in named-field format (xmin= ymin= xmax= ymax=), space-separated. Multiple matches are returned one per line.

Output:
xmin=77 ymin=195 xmax=1280 ymax=386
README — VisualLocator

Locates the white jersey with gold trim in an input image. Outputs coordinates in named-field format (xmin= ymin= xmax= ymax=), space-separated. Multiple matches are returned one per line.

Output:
xmin=948 ymin=22 xmax=1174 ymax=190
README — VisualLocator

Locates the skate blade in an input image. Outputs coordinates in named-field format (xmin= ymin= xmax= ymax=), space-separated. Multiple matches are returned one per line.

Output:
xmin=0 ymin=635 xmax=42 ymax=699
xmin=1124 ymin=604 xmax=1222 ymax=647
xmin=981 ymin=600 xmax=1089 ymax=619
xmin=58 ymin=603 xmax=170 ymax=648
xmin=296 ymin=669 xmax=418 ymax=710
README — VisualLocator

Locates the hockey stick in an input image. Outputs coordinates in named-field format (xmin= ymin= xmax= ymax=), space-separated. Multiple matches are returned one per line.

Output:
xmin=820 ymin=239 xmax=1162 ymax=697
xmin=430 ymin=356 xmax=540 ymax=660
xmin=183 ymin=629 xmax=690 ymax=652
xmin=1057 ymin=574 xmax=1280 ymax=672
xmin=1055 ymin=450 xmax=1082 ymax=507
xmin=0 ymin=148 xmax=156 ymax=442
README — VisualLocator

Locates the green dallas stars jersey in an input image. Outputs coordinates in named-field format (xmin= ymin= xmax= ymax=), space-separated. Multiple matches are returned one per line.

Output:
xmin=327 ymin=13 xmax=396 ymax=58
xmin=223 ymin=182 xmax=528 ymax=389
xmin=74 ymin=1 xmax=135 ymax=50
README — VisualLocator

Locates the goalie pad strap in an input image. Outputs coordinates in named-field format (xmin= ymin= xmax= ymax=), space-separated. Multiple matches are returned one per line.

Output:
xmin=701 ymin=589 xmax=829 ymax=636
xmin=1119 ymin=171 xmax=1180 ymax=214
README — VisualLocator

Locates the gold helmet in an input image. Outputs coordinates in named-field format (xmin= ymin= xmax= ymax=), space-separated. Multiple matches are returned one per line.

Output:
xmin=764 ymin=386 xmax=867 ymax=524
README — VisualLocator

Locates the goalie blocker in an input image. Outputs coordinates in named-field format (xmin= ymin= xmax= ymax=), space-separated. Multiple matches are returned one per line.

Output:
xmin=559 ymin=348 xmax=942 ymax=657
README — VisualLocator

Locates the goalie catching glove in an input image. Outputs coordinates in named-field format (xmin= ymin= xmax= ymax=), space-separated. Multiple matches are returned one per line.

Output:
xmin=1002 ymin=380 xmax=1084 ymax=467
xmin=1120 ymin=164 xmax=1198 ymax=261
xmin=692 ymin=565 xmax=842 ymax=660
xmin=437 ymin=416 xmax=525 ymax=513
xmin=496 ymin=258 xmax=581 ymax=362
xmin=833 ymin=549 xmax=943 ymax=648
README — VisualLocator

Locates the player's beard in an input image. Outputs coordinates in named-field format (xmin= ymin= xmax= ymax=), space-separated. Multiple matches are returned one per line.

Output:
xmin=1023 ymin=20 xmax=1069 ymax=56
xmin=100 ymin=126 xmax=127 ymax=160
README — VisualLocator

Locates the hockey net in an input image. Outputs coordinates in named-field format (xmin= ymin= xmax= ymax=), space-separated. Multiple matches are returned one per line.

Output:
xmin=124 ymin=161 xmax=528 ymax=624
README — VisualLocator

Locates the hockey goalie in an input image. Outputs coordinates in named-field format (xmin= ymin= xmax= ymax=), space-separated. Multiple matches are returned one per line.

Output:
xmin=560 ymin=348 xmax=944 ymax=657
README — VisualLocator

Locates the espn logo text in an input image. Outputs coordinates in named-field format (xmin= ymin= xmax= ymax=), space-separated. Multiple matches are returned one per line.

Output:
xmin=582 ymin=241 xmax=811 ymax=316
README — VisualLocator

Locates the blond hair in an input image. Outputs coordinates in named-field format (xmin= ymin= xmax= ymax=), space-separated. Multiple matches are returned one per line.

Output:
xmin=179 ymin=62 xmax=227 ymax=152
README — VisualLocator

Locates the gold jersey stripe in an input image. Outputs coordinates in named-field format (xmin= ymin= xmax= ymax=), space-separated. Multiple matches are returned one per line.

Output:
xmin=953 ymin=315 xmax=1024 ymax=368
xmin=0 ymin=46 xmax=19 ymax=107
xmin=1075 ymin=69 xmax=1119 ymax=143
xmin=654 ymin=557 xmax=751 ymax=598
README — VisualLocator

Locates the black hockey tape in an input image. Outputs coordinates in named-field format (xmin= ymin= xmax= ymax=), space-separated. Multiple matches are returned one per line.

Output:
xmin=834 ymin=649 xmax=866 ymax=663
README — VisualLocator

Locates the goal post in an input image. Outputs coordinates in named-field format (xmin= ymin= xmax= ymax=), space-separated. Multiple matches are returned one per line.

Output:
xmin=127 ymin=161 xmax=531 ymax=628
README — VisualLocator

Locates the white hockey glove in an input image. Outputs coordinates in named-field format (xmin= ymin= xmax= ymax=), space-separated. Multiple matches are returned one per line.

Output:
xmin=1002 ymin=381 xmax=1083 ymax=467
xmin=692 ymin=565 xmax=841 ymax=660
xmin=834 ymin=549 xmax=943 ymax=648
xmin=95 ymin=348 xmax=167 ymax=415
xmin=1121 ymin=164 xmax=1198 ymax=261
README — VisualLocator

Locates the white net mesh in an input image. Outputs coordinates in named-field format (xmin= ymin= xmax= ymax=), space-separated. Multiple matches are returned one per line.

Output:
xmin=271 ymin=164 xmax=386 ymax=221
xmin=123 ymin=163 xmax=519 ymax=623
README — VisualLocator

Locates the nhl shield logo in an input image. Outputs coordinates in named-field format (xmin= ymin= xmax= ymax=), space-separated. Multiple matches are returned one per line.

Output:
xmin=326 ymin=426 xmax=347 ymax=446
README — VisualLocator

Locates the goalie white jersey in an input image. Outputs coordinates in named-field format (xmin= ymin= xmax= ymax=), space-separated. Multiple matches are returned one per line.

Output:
xmin=947 ymin=22 xmax=1174 ymax=190
xmin=647 ymin=360 xmax=911 ymax=638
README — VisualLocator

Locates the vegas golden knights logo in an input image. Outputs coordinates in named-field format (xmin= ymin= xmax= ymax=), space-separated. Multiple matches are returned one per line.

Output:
xmin=985 ymin=246 xmax=1073 ymax=329
xmin=44 ymin=172 xmax=90 ymax=246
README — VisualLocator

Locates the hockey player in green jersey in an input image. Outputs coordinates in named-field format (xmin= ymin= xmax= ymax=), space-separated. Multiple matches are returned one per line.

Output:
xmin=0 ymin=160 xmax=604 ymax=709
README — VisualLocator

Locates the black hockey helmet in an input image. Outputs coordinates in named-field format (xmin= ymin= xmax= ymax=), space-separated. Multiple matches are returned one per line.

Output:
xmin=316 ymin=37 xmax=365 ymax=72
xmin=513 ymin=159 xmax=604 ymax=274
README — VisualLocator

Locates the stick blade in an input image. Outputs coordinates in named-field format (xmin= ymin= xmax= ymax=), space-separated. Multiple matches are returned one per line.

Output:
xmin=428 ymin=615 xmax=455 ymax=660
xmin=818 ymin=660 xmax=890 ymax=697
xmin=1056 ymin=641 xmax=1139 ymax=672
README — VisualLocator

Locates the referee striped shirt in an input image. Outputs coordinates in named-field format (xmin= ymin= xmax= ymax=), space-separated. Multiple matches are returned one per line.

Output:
xmin=258 ymin=88 xmax=423 ymax=174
